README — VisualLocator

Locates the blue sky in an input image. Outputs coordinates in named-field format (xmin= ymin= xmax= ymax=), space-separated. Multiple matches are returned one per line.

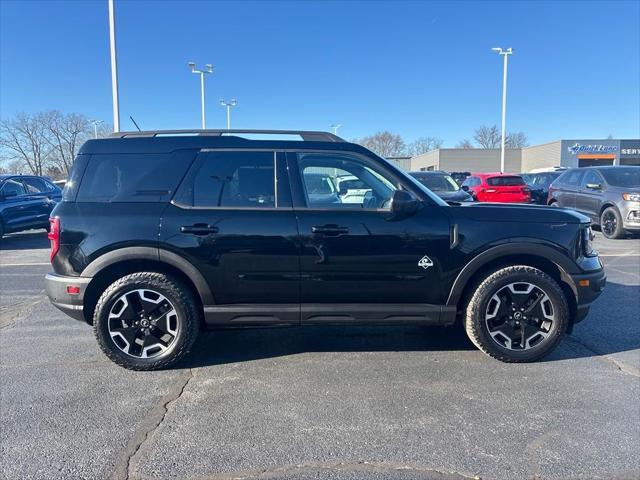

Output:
xmin=1 ymin=0 xmax=638 ymax=146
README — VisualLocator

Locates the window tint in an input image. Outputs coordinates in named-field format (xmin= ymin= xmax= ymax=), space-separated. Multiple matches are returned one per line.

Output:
xmin=486 ymin=176 xmax=525 ymax=186
xmin=297 ymin=153 xmax=397 ymax=209
xmin=1 ymin=179 xmax=27 ymax=197
xmin=77 ymin=152 xmax=195 ymax=203
xmin=63 ymin=155 xmax=89 ymax=202
xmin=22 ymin=177 xmax=48 ymax=193
xmin=559 ymin=169 xmax=584 ymax=186
xmin=462 ymin=176 xmax=481 ymax=187
xmin=176 ymin=151 xmax=275 ymax=208
xmin=414 ymin=174 xmax=459 ymax=192
xmin=582 ymin=170 xmax=602 ymax=187
xmin=599 ymin=167 xmax=640 ymax=188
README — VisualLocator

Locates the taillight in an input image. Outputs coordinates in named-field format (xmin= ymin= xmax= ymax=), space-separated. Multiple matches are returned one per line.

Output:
xmin=522 ymin=187 xmax=531 ymax=193
xmin=48 ymin=217 xmax=60 ymax=262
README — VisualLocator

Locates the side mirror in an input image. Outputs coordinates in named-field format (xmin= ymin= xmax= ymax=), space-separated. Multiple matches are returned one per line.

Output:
xmin=388 ymin=189 xmax=419 ymax=220
xmin=586 ymin=183 xmax=602 ymax=190
xmin=461 ymin=185 xmax=470 ymax=192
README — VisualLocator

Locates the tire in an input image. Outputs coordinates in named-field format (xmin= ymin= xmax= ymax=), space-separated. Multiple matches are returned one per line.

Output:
xmin=93 ymin=272 xmax=200 ymax=370
xmin=600 ymin=206 xmax=625 ymax=239
xmin=464 ymin=266 xmax=569 ymax=363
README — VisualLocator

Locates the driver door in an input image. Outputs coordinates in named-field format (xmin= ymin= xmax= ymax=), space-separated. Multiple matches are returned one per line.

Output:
xmin=287 ymin=151 xmax=451 ymax=323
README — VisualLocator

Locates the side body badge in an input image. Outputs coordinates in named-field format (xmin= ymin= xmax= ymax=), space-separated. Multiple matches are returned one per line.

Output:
xmin=418 ymin=256 xmax=434 ymax=269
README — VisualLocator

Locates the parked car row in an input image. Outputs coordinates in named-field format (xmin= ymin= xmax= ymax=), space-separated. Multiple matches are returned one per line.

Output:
xmin=0 ymin=175 xmax=62 ymax=238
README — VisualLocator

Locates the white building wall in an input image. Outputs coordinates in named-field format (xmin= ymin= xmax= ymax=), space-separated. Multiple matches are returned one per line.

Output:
xmin=521 ymin=141 xmax=562 ymax=172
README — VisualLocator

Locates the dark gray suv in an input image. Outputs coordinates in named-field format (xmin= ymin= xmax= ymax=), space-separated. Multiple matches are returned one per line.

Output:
xmin=548 ymin=166 xmax=640 ymax=239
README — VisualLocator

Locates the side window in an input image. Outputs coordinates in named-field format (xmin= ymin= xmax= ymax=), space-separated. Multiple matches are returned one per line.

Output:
xmin=296 ymin=153 xmax=397 ymax=209
xmin=175 ymin=151 xmax=276 ymax=208
xmin=1 ymin=179 xmax=28 ymax=197
xmin=77 ymin=152 xmax=195 ymax=203
xmin=582 ymin=170 xmax=602 ymax=187
xmin=462 ymin=176 xmax=480 ymax=187
xmin=22 ymin=177 xmax=48 ymax=193
xmin=561 ymin=170 xmax=584 ymax=186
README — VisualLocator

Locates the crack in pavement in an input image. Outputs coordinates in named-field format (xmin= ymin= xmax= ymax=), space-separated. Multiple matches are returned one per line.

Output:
xmin=566 ymin=336 xmax=640 ymax=378
xmin=0 ymin=293 xmax=47 ymax=330
xmin=172 ymin=461 xmax=478 ymax=480
xmin=108 ymin=368 xmax=194 ymax=480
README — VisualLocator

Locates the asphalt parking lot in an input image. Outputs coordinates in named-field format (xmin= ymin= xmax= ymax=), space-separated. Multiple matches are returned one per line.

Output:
xmin=1 ymin=231 xmax=638 ymax=480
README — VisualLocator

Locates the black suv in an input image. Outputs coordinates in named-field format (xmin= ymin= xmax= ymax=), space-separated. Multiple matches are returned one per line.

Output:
xmin=45 ymin=130 xmax=606 ymax=370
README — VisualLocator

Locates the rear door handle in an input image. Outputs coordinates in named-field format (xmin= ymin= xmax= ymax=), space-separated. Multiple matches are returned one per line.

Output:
xmin=311 ymin=224 xmax=349 ymax=236
xmin=180 ymin=224 xmax=219 ymax=235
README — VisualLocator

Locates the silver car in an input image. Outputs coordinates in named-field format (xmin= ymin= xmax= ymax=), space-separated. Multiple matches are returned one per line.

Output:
xmin=548 ymin=166 xmax=640 ymax=239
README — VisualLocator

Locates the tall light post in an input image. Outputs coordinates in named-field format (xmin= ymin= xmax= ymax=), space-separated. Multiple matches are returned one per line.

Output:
xmin=188 ymin=62 xmax=213 ymax=129
xmin=219 ymin=99 xmax=237 ymax=130
xmin=492 ymin=47 xmax=513 ymax=172
xmin=108 ymin=0 xmax=120 ymax=132
xmin=91 ymin=120 xmax=104 ymax=139
xmin=329 ymin=123 xmax=342 ymax=136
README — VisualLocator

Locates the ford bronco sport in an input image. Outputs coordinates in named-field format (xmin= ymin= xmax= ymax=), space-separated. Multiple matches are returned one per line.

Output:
xmin=44 ymin=130 xmax=606 ymax=370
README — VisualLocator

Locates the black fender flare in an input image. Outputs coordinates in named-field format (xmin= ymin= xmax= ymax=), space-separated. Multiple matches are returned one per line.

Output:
xmin=446 ymin=242 xmax=579 ymax=306
xmin=81 ymin=246 xmax=215 ymax=305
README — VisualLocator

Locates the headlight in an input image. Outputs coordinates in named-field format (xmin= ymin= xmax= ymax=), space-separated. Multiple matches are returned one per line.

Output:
xmin=582 ymin=226 xmax=595 ymax=256
xmin=622 ymin=192 xmax=640 ymax=202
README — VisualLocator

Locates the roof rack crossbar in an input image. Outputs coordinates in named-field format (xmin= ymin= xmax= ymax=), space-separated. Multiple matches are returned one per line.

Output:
xmin=109 ymin=129 xmax=344 ymax=142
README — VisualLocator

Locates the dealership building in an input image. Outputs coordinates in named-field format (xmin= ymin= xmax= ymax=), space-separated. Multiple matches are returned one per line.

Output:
xmin=407 ymin=139 xmax=640 ymax=173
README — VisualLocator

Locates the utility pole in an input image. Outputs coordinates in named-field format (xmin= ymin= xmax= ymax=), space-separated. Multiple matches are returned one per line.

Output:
xmin=91 ymin=120 xmax=104 ymax=139
xmin=329 ymin=124 xmax=342 ymax=136
xmin=188 ymin=62 xmax=213 ymax=129
xmin=492 ymin=47 xmax=513 ymax=172
xmin=219 ymin=99 xmax=237 ymax=130
xmin=108 ymin=0 xmax=120 ymax=132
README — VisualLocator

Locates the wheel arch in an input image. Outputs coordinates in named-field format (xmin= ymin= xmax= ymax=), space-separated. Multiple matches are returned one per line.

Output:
xmin=447 ymin=243 xmax=579 ymax=327
xmin=598 ymin=202 xmax=618 ymax=218
xmin=81 ymin=247 xmax=214 ymax=324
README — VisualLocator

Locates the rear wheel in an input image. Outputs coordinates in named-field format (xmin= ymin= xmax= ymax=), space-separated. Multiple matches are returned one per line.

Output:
xmin=600 ymin=206 xmax=625 ymax=239
xmin=93 ymin=272 xmax=200 ymax=370
xmin=465 ymin=266 xmax=569 ymax=362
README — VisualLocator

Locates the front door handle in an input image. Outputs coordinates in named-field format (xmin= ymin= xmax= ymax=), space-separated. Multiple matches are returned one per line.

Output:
xmin=311 ymin=224 xmax=349 ymax=236
xmin=180 ymin=224 xmax=219 ymax=235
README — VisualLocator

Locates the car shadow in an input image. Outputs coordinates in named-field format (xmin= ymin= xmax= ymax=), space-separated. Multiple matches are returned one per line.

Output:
xmin=178 ymin=280 xmax=638 ymax=369
xmin=0 ymin=230 xmax=50 ymax=250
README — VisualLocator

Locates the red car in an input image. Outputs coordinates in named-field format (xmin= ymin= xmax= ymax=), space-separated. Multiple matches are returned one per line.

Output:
xmin=461 ymin=173 xmax=532 ymax=203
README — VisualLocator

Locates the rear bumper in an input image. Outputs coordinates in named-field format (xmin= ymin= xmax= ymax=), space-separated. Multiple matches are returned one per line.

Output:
xmin=569 ymin=267 xmax=607 ymax=323
xmin=44 ymin=273 xmax=92 ymax=323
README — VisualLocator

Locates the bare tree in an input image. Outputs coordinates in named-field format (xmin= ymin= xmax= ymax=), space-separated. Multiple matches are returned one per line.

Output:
xmin=406 ymin=136 xmax=443 ymax=156
xmin=45 ymin=110 xmax=93 ymax=176
xmin=456 ymin=139 xmax=475 ymax=149
xmin=0 ymin=112 xmax=53 ymax=175
xmin=355 ymin=131 xmax=406 ymax=158
xmin=506 ymin=131 xmax=529 ymax=148
xmin=473 ymin=125 xmax=501 ymax=149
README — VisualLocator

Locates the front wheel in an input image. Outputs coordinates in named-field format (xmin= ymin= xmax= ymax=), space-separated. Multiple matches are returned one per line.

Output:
xmin=465 ymin=266 xmax=569 ymax=362
xmin=600 ymin=207 xmax=625 ymax=239
xmin=93 ymin=272 xmax=200 ymax=370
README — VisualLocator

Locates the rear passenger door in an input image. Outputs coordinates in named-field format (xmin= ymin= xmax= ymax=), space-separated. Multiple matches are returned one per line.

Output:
xmin=21 ymin=177 xmax=57 ymax=225
xmin=554 ymin=170 xmax=584 ymax=209
xmin=160 ymin=150 xmax=300 ymax=325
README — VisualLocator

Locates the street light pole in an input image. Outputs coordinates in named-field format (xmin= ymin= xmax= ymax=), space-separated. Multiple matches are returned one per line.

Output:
xmin=329 ymin=124 xmax=342 ymax=136
xmin=188 ymin=62 xmax=213 ymax=129
xmin=91 ymin=120 xmax=104 ymax=139
xmin=492 ymin=47 xmax=513 ymax=173
xmin=108 ymin=0 xmax=120 ymax=132
xmin=219 ymin=99 xmax=237 ymax=130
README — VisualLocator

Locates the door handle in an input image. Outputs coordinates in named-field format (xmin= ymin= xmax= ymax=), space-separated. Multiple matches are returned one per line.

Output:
xmin=180 ymin=224 xmax=219 ymax=235
xmin=311 ymin=224 xmax=349 ymax=236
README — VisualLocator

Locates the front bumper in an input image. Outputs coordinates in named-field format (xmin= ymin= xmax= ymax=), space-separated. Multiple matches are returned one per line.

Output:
xmin=621 ymin=201 xmax=640 ymax=231
xmin=569 ymin=267 xmax=607 ymax=323
xmin=44 ymin=273 xmax=92 ymax=323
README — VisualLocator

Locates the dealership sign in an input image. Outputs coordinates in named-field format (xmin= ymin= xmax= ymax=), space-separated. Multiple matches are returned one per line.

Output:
xmin=568 ymin=143 xmax=618 ymax=155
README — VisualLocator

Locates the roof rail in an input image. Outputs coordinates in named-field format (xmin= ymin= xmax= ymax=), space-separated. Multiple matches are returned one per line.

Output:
xmin=109 ymin=129 xmax=344 ymax=142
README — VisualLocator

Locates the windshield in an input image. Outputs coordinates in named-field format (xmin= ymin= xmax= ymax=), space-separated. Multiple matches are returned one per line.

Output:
xmin=414 ymin=174 xmax=460 ymax=192
xmin=599 ymin=168 xmax=640 ymax=188
xmin=486 ymin=176 xmax=525 ymax=186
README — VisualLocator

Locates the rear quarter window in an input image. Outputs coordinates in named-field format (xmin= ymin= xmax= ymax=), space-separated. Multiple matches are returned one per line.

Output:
xmin=76 ymin=151 xmax=196 ymax=203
